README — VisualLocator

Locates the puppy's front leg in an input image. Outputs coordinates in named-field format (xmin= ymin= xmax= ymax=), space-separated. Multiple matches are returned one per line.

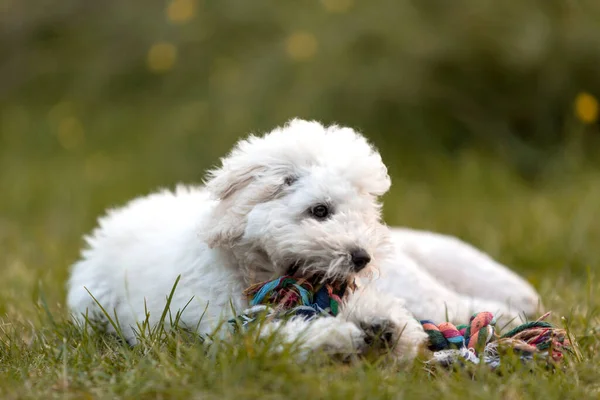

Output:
xmin=258 ymin=317 xmax=366 ymax=360
xmin=339 ymin=287 xmax=428 ymax=361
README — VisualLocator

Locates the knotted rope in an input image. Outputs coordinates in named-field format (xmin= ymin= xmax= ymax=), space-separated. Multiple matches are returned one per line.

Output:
xmin=232 ymin=277 xmax=576 ymax=369
xmin=421 ymin=311 xmax=574 ymax=368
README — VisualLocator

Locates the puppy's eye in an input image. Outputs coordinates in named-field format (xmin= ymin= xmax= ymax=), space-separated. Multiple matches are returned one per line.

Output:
xmin=284 ymin=176 xmax=297 ymax=186
xmin=310 ymin=204 xmax=329 ymax=220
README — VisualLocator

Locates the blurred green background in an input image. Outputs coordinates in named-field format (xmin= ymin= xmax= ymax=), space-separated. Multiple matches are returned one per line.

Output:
xmin=2 ymin=0 xmax=600 ymax=317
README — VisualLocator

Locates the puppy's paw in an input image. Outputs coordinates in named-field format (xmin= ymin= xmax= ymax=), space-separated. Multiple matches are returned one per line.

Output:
xmin=360 ymin=318 xmax=397 ymax=351
xmin=391 ymin=316 xmax=429 ymax=360
xmin=358 ymin=316 xmax=428 ymax=361
xmin=340 ymin=288 xmax=428 ymax=360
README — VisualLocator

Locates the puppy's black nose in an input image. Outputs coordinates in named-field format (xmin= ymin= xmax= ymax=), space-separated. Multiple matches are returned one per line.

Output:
xmin=350 ymin=248 xmax=371 ymax=271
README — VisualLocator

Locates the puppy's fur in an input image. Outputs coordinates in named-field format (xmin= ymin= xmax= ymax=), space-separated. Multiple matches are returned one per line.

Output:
xmin=375 ymin=228 xmax=541 ymax=324
xmin=67 ymin=118 xmax=540 ymax=360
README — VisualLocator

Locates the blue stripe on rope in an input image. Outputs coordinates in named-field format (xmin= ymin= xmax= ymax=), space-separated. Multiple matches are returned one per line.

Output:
xmin=292 ymin=284 xmax=312 ymax=305
xmin=446 ymin=336 xmax=465 ymax=346
xmin=249 ymin=277 xmax=283 ymax=306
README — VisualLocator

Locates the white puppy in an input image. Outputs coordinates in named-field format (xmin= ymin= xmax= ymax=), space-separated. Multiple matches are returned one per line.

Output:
xmin=67 ymin=118 xmax=541 ymax=360
xmin=67 ymin=119 xmax=427 ymax=360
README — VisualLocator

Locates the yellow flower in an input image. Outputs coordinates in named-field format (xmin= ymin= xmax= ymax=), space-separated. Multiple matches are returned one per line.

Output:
xmin=574 ymin=92 xmax=598 ymax=124
xmin=147 ymin=42 xmax=177 ymax=73
xmin=285 ymin=32 xmax=318 ymax=61
xmin=167 ymin=0 xmax=197 ymax=25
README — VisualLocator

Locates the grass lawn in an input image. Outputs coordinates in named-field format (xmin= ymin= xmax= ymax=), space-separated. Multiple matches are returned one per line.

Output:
xmin=1 ymin=113 xmax=599 ymax=399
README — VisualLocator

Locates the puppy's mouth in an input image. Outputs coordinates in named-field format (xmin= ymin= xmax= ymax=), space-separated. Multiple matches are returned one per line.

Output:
xmin=285 ymin=262 xmax=355 ymax=295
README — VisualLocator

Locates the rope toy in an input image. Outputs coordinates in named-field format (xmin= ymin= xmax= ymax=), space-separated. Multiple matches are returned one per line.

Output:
xmin=231 ymin=277 xmax=577 ymax=369
xmin=421 ymin=311 xmax=575 ymax=368
xmin=229 ymin=276 xmax=352 ymax=328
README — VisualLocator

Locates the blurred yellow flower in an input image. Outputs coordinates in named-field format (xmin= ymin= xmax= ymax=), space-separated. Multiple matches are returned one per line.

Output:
xmin=574 ymin=92 xmax=598 ymax=124
xmin=167 ymin=0 xmax=197 ymax=24
xmin=147 ymin=42 xmax=177 ymax=73
xmin=57 ymin=117 xmax=84 ymax=150
xmin=321 ymin=0 xmax=353 ymax=13
xmin=285 ymin=32 xmax=318 ymax=61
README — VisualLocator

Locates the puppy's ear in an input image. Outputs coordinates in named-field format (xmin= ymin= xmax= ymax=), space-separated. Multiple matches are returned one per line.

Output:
xmin=204 ymin=164 xmax=263 ymax=202
xmin=201 ymin=159 xmax=261 ymax=247
xmin=203 ymin=175 xmax=287 ymax=248
xmin=202 ymin=139 xmax=290 ymax=248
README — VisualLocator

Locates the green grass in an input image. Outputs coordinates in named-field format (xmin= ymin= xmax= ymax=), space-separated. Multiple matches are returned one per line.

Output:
xmin=4 ymin=1 xmax=600 ymax=396
xmin=1 ymin=109 xmax=600 ymax=399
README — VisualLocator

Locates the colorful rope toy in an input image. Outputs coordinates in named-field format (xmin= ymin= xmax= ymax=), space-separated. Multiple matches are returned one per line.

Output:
xmin=233 ymin=276 xmax=576 ymax=369
xmin=420 ymin=311 xmax=575 ymax=368
xmin=230 ymin=276 xmax=349 ymax=328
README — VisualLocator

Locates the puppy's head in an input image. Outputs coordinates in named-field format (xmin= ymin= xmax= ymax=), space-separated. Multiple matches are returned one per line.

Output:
xmin=203 ymin=118 xmax=392 ymax=286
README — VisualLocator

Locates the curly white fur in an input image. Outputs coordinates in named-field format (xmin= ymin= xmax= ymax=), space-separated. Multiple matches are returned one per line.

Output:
xmin=373 ymin=228 xmax=541 ymax=326
xmin=66 ymin=118 xmax=540 ymax=361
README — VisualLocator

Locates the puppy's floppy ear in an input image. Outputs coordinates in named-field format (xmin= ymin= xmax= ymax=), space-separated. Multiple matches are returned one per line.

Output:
xmin=205 ymin=164 xmax=262 ymax=201
xmin=202 ymin=164 xmax=265 ymax=248
xmin=202 ymin=136 xmax=291 ymax=248
xmin=203 ymin=134 xmax=265 ymax=201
